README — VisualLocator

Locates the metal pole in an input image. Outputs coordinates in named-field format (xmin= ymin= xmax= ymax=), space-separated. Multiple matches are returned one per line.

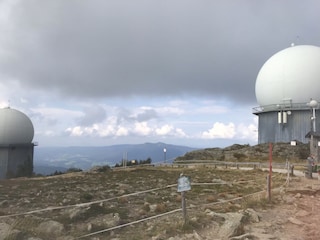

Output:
xmin=268 ymin=143 xmax=272 ymax=201
xmin=313 ymin=107 xmax=316 ymax=132
xmin=312 ymin=107 xmax=319 ymax=163
xmin=181 ymin=191 xmax=187 ymax=224
xmin=309 ymin=100 xmax=318 ymax=162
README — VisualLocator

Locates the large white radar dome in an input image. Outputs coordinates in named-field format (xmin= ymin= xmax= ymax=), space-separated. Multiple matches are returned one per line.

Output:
xmin=0 ymin=108 xmax=34 ymax=144
xmin=255 ymin=45 xmax=320 ymax=106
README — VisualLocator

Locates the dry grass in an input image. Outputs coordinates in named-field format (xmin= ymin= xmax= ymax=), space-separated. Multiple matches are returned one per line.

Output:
xmin=0 ymin=166 xmax=287 ymax=239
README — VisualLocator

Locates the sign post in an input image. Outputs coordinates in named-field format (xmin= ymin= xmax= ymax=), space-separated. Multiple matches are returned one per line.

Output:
xmin=177 ymin=174 xmax=191 ymax=224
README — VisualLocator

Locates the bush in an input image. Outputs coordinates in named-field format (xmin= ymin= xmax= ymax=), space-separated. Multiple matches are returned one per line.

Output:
xmin=114 ymin=158 xmax=152 ymax=167
xmin=233 ymin=153 xmax=247 ymax=160
xmin=96 ymin=165 xmax=111 ymax=172
xmin=66 ymin=168 xmax=83 ymax=173
xmin=80 ymin=192 xmax=94 ymax=202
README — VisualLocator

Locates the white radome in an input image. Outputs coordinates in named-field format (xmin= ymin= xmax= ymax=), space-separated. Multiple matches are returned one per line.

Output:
xmin=0 ymin=108 xmax=34 ymax=144
xmin=255 ymin=45 xmax=320 ymax=106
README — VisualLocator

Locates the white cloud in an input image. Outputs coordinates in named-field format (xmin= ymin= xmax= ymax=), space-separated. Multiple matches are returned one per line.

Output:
xmin=133 ymin=122 xmax=152 ymax=136
xmin=236 ymin=123 xmax=258 ymax=140
xmin=175 ymin=128 xmax=188 ymax=138
xmin=201 ymin=118 xmax=258 ymax=142
xmin=202 ymin=122 xmax=236 ymax=139
xmin=65 ymin=124 xmax=100 ymax=137
xmin=115 ymin=126 xmax=129 ymax=137
xmin=99 ymin=124 xmax=116 ymax=137
xmin=63 ymin=117 xmax=189 ymax=141
xmin=155 ymin=124 xmax=188 ymax=137
xmin=156 ymin=124 xmax=174 ymax=136
xmin=83 ymin=125 xmax=99 ymax=136
xmin=66 ymin=126 xmax=83 ymax=137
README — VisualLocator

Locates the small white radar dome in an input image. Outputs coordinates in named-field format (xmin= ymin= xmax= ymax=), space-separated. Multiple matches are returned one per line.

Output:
xmin=255 ymin=45 xmax=320 ymax=106
xmin=309 ymin=99 xmax=319 ymax=108
xmin=0 ymin=108 xmax=34 ymax=144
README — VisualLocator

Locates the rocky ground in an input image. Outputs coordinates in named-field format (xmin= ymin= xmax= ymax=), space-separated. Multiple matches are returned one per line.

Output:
xmin=246 ymin=176 xmax=320 ymax=240
xmin=165 ymin=173 xmax=320 ymax=240
xmin=0 ymin=166 xmax=319 ymax=239
xmin=176 ymin=142 xmax=309 ymax=162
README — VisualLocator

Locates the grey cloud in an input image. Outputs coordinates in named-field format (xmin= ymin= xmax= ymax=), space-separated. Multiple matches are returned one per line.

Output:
xmin=116 ymin=108 xmax=133 ymax=124
xmin=77 ymin=105 xmax=106 ymax=126
xmin=28 ymin=111 xmax=59 ymax=126
xmin=116 ymin=107 xmax=158 ymax=124
xmin=136 ymin=109 xmax=158 ymax=122
xmin=1 ymin=0 xmax=320 ymax=105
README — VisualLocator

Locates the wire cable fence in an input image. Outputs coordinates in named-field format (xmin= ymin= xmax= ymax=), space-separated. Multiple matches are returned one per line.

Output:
xmin=0 ymin=165 xmax=294 ymax=239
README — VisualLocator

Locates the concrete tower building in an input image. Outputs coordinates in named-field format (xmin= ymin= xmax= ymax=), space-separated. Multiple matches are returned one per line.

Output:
xmin=253 ymin=45 xmax=320 ymax=156
xmin=0 ymin=107 xmax=36 ymax=179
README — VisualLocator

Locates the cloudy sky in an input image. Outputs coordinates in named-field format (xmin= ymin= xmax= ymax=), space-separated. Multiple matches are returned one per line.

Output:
xmin=0 ymin=0 xmax=319 ymax=148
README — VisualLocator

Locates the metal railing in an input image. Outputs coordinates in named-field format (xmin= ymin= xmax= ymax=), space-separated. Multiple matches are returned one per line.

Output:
xmin=252 ymin=102 xmax=315 ymax=114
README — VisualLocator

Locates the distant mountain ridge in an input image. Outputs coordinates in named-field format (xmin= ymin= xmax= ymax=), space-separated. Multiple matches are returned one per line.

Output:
xmin=33 ymin=142 xmax=197 ymax=175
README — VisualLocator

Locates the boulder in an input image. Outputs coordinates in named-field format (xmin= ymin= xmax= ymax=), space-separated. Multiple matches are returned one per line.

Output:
xmin=217 ymin=212 xmax=245 ymax=238
xmin=205 ymin=210 xmax=246 ymax=239
xmin=0 ymin=223 xmax=23 ymax=240
xmin=0 ymin=222 xmax=11 ymax=240
xmin=243 ymin=208 xmax=261 ymax=223
xmin=36 ymin=220 xmax=64 ymax=237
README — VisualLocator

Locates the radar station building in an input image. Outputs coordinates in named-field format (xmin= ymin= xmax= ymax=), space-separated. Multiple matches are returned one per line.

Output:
xmin=253 ymin=45 xmax=320 ymax=157
xmin=0 ymin=107 xmax=36 ymax=179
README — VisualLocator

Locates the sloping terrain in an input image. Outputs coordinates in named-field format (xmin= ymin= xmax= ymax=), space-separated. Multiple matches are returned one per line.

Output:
xmin=1 ymin=163 xmax=319 ymax=240
xmin=175 ymin=142 xmax=309 ymax=162
xmin=0 ymin=166 xmax=286 ymax=239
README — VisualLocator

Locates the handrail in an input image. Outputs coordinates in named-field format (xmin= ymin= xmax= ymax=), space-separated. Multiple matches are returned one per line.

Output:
xmin=252 ymin=102 xmax=316 ymax=114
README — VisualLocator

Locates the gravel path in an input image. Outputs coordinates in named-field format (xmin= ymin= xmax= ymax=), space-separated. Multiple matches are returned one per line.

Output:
xmin=245 ymin=175 xmax=320 ymax=240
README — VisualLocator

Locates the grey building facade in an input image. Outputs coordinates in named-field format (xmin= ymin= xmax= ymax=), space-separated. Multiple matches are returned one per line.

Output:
xmin=0 ymin=143 xmax=35 ymax=179
xmin=253 ymin=103 xmax=316 ymax=144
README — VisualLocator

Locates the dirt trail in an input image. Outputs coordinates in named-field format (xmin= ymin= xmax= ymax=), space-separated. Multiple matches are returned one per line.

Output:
xmin=246 ymin=176 xmax=320 ymax=240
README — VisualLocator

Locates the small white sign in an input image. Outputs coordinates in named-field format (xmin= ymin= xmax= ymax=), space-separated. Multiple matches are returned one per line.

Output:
xmin=177 ymin=176 xmax=191 ymax=192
